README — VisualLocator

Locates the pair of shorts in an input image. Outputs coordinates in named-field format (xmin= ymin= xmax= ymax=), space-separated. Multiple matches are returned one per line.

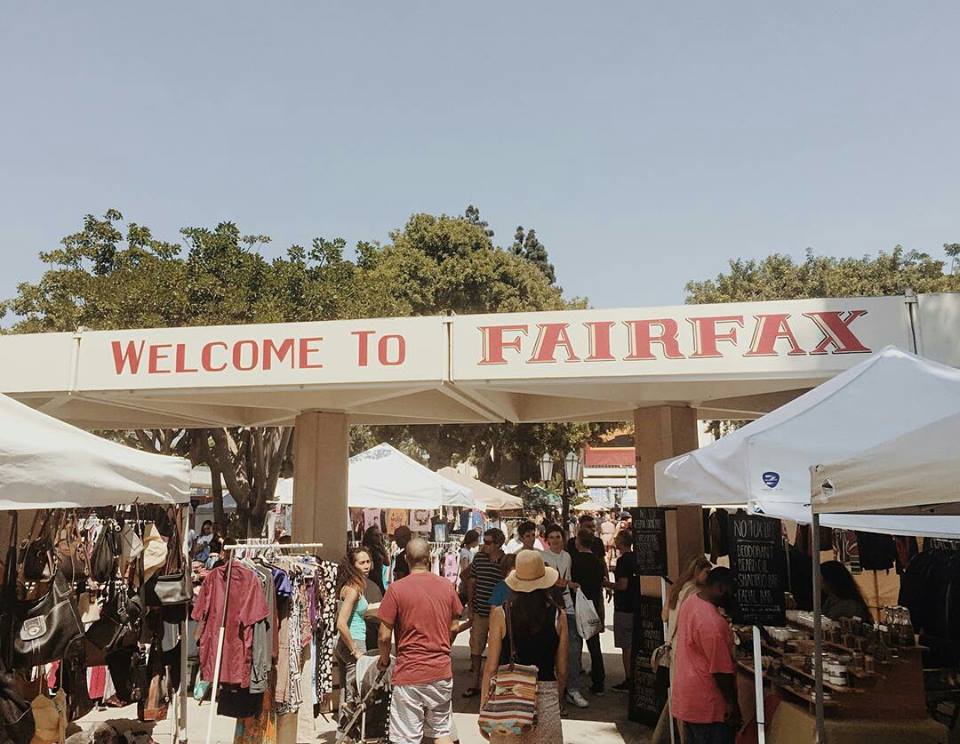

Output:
xmin=469 ymin=612 xmax=491 ymax=656
xmin=613 ymin=610 xmax=633 ymax=649
xmin=388 ymin=678 xmax=453 ymax=744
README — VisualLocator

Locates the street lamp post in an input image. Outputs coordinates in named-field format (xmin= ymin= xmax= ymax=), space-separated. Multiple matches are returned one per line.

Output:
xmin=539 ymin=453 xmax=555 ymax=522
xmin=562 ymin=450 xmax=582 ymax=535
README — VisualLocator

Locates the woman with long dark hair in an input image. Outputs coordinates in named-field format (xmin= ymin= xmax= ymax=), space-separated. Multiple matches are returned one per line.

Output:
xmin=362 ymin=524 xmax=390 ymax=593
xmin=821 ymin=560 xmax=872 ymax=621
xmin=652 ymin=554 xmax=712 ymax=744
xmin=481 ymin=551 xmax=568 ymax=743
xmin=335 ymin=546 xmax=375 ymax=734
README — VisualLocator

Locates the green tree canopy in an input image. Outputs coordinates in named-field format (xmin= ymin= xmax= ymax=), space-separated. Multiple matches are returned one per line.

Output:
xmin=685 ymin=245 xmax=959 ymax=304
xmin=685 ymin=244 xmax=960 ymax=439
xmin=3 ymin=206 xmax=605 ymax=531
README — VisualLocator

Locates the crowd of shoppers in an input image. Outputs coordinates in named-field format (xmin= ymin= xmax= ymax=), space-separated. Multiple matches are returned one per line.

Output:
xmin=337 ymin=513 xmax=730 ymax=743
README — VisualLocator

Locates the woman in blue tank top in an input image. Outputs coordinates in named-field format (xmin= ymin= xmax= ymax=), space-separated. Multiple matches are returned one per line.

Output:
xmin=335 ymin=546 xmax=376 ymax=735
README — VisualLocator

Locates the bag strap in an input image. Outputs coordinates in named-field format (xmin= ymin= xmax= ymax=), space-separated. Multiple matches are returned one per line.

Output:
xmin=504 ymin=599 xmax=518 ymax=665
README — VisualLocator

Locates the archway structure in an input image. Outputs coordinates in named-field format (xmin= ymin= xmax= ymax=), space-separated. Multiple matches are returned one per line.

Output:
xmin=1 ymin=293 xmax=956 ymax=567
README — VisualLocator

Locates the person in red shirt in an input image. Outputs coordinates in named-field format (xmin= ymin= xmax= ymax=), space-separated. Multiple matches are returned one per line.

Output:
xmin=378 ymin=537 xmax=463 ymax=744
xmin=671 ymin=566 xmax=741 ymax=744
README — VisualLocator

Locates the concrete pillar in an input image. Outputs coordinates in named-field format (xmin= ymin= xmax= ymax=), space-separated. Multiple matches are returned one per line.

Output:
xmin=634 ymin=405 xmax=704 ymax=592
xmin=292 ymin=411 xmax=349 ymax=562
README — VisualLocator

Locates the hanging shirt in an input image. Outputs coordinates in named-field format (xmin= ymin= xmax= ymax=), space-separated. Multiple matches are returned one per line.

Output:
xmin=192 ymin=563 xmax=269 ymax=688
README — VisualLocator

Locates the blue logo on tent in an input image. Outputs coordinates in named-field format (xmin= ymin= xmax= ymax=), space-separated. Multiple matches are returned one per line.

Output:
xmin=762 ymin=472 xmax=780 ymax=488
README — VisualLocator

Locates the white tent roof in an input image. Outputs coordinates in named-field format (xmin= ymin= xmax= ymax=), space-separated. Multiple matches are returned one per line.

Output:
xmin=275 ymin=444 xmax=474 ymax=510
xmin=656 ymin=347 xmax=960 ymax=510
xmin=812 ymin=410 xmax=960 ymax=515
xmin=196 ymin=492 xmax=238 ymax=512
xmin=749 ymin=500 xmax=960 ymax=539
xmin=436 ymin=468 xmax=522 ymax=511
xmin=0 ymin=392 xmax=191 ymax=510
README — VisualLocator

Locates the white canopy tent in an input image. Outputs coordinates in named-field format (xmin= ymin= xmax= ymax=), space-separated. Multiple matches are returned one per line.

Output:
xmin=0 ymin=391 xmax=192 ymax=743
xmin=0 ymin=392 xmax=191 ymax=510
xmin=436 ymin=468 xmax=522 ymax=511
xmin=812 ymin=410 xmax=960 ymax=516
xmin=275 ymin=443 xmax=474 ymax=510
xmin=656 ymin=347 xmax=960 ymax=743
xmin=656 ymin=346 xmax=960 ymax=536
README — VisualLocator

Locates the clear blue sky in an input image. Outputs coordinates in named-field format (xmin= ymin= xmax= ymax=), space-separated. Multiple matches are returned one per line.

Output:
xmin=2 ymin=2 xmax=958 ymax=316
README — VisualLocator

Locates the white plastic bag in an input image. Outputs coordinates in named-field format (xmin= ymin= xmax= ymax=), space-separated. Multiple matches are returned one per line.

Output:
xmin=574 ymin=588 xmax=602 ymax=640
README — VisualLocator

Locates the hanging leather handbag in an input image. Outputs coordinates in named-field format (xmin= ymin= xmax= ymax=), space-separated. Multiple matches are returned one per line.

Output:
xmin=21 ymin=512 xmax=56 ymax=583
xmin=106 ymin=644 xmax=148 ymax=705
xmin=55 ymin=513 xmax=89 ymax=585
xmin=144 ymin=512 xmax=191 ymax=622
xmin=11 ymin=573 xmax=84 ymax=670
xmin=60 ymin=642 xmax=95 ymax=722
xmin=1 ymin=517 xmax=18 ymax=669
xmin=137 ymin=644 xmax=169 ymax=722
xmin=0 ymin=671 xmax=34 ymax=744
xmin=84 ymin=590 xmax=130 ymax=653
xmin=89 ymin=520 xmax=121 ymax=584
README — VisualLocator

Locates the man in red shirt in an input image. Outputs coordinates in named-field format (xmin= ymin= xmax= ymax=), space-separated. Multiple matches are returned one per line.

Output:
xmin=671 ymin=567 xmax=741 ymax=744
xmin=378 ymin=537 xmax=463 ymax=744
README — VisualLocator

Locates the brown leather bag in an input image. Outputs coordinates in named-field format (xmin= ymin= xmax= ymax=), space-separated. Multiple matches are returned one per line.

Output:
xmin=137 ymin=645 xmax=169 ymax=722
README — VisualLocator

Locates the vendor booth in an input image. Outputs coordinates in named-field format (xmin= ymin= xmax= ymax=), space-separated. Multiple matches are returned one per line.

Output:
xmin=435 ymin=467 xmax=523 ymax=511
xmin=0 ymin=391 xmax=192 ymax=743
xmin=273 ymin=444 xmax=476 ymax=541
xmin=655 ymin=348 xmax=960 ymax=744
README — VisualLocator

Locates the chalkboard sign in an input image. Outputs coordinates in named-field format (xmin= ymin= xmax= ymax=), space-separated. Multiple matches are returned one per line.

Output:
xmin=728 ymin=514 xmax=787 ymax=626
xmin=630 ymin=507 xmax=668 ymax=576
xmin=629 ymin=594 xmax=667 ymax=726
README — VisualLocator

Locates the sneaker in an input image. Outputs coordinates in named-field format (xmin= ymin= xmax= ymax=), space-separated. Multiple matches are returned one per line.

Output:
xmin=590 ymin=684 xmax=605 ymax=696
xmin=565 ymin=690 xmax=589 ymax=708
xmin=611 ymin=680 xmax=631 ymax=693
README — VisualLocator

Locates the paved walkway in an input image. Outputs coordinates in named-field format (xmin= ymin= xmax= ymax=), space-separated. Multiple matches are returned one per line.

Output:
xmin=75 ymin=601 xmax=652 ymax=743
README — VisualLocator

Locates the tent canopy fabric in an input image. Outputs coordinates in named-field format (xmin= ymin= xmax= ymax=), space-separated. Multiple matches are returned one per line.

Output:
xmin=0 ymin=392 xmax=191 ymax=510
xmin=275 ymin=444 xmax=474 ymax=510
xmin=656 ymin=347 xmax=960 ymax=512
xmin=750 ymin=500 xmax=960 ymax=539
xmin=436 ymin=468 xmax=522 ymax=511
xmin=812 ymin=410 xmax=960 ymax=515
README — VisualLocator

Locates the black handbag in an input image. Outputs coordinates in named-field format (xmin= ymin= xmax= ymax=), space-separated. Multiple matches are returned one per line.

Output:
xmin=106 ymin=644 xmax=149 ymax=705
xmin=145 ymin=514 xmax=191 ymax=622
xmin=85 ymin=592 xmax=129 ymax=653
xmin=89 ymin=521 xmax=121 ymax=583
xmin=11 ymin=573 xmax=84 ymax=669
xmin=1 ymin=517 xmax=18 ymax=669
xmin=60 ymin=642 xmax=95 ymax=721
xmin=21 ymin=512 xmax=56 ymax=583
xmin=0 ymin=671 xmax=34 ymax=744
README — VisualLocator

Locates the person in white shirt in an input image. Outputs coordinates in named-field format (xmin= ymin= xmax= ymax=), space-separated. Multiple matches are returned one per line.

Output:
xmin=504 ymin=520 xmax=542 ymax=554
xmin=542 ymin=524 xmax=588 ymax=709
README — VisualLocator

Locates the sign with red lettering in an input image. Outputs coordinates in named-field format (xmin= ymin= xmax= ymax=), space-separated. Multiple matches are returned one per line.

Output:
xmin=75 ymin=317 xmax=446 ymax=390
xmin=452 ymin=297 xmax=909 ymax=381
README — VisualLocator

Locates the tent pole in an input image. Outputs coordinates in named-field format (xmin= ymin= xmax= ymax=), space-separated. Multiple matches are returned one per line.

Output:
xmin=811 ymin=513 xmax=827 ymax=743
xmin=179 ymin=505 xmax=190 ymax=744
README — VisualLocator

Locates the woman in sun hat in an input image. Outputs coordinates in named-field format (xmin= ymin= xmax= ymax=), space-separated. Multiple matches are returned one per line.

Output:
xmin=481 ymin=550 xmax=568 ymax=743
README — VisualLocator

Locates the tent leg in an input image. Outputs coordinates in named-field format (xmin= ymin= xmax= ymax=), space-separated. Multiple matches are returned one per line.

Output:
xmin=753 ymin=625 xmax=766 ymax=744
xmin=660 ymin=577 xmax=675 ymax=744
xmin=179 ymin=506 xmax=190 ymax=744
xmin=812 ymin=514 xmax=827 ymax=744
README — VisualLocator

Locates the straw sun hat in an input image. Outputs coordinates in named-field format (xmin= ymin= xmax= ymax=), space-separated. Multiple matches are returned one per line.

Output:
xmin=505 ymin=550 xmax=559 ymax=593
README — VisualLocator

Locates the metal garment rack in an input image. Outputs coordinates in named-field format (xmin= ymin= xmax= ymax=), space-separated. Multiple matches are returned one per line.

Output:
xmin=204 ymin=541 xmax=324 ymax=744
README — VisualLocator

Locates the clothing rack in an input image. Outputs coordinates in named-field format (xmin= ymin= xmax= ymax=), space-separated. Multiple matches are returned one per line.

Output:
xmin=204 ymin=541 xmax=324 ymax=744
